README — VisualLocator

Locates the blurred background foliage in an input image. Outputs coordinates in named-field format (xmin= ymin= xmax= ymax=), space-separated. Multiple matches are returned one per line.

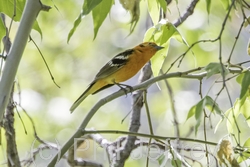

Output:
xmin=0 ymin=0 xmax=250 ymax=166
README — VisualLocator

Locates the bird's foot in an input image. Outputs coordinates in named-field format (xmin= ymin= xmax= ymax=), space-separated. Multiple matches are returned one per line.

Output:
xmin=114 ymin=83 xmax=133 ymax=96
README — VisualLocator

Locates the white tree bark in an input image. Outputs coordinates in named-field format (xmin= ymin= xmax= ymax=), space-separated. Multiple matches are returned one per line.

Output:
xmin=0 ymin=0 xmax=44 ymax=121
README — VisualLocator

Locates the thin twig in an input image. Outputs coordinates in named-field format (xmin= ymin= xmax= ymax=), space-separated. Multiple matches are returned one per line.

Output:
xmin=47 ymin=66 xmax=246 ymax=166
xmin=29 ymin=37 xmax=60 ymax=88
xmin=173 ymin=0 xmax=200 ymax=27
xmin=198 ymin=79 xmax=210 ymax=166
xmin=143 ymin=90 xmax=154 ymax=167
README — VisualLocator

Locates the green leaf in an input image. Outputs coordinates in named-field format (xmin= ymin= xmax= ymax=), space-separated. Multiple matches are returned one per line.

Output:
xmin=147 ymin=0 xmax=160 ymax=25
xmin=236 ymin=73 xmax=244 ymax=84
xmin=157 ymin=151 xmax=169 ymax=166
xmin=243 ymin=138 xmax=250 ymax=150
xmin=0 ymin=16 xmax=6 ymax=52
xmin=187 ymin=96 xmax=223 ymax=135
xmin=193 ymin=98 xmax=205 ymax=135
xmin=92 ymin=0 xmax=113 ymax=40
xmin=220 ymin=0 xmax=230 ymax=10
xmin=0 ymin=0 xmax=42 ymax=38
xmin=240 ymin=97 xmax=250 ymax=127
xmin=217 ymin=96 xmax=250 ymax=134
xmin=157 ymin=0 xmax=167 ymax=13
xmin=244 ymin=16 xmax=250 ymax=28
xmin=68 ymin=15 xmax=81 ymax=43
xmin=204 ymin=62 xmax=229 ymax=78
xmin=144 ymin=21 xmax=189 ymax=76
xmin=206 ymin=0 xmax=211 ymax=14
xmin=247 ymin=38 xmax=250 ymax=55
xmin=67 ymin=0 xmax=102 ymax=42
xmin=171 ymin=158 xmax=182 ymax=167
xmin=226 ymin=100 xmax=240 ymax=133
xmin=159 ymin=23 xmax=176 ymax=45
xmin=238 ymin=138 xmax=250 ymax=163
xmin=33 ymin=20 xmax=42 ymax=39
xmin=0 ymin=0 xmax=25 ymax=22
xmin=82 ymin=0 xmax=103 ymax=15
xmin=239 ymin=71 xmax=250 ymax=99
xmin=150 ymin=42 xmax=169 ymax=77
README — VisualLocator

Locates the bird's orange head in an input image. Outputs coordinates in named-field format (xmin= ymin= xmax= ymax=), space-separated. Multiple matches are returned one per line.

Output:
xmin=133 ymin=42 xmax=164 ymax=57
xmin=134 ymin=42 xmax=164 ymax=54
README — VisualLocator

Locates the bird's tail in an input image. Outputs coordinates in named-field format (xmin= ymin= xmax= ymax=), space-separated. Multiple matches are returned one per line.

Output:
xmin=70 ymin=81 xmax=96 ymax=113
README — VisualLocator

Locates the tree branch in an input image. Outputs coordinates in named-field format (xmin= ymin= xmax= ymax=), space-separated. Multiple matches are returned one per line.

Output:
xmin=0 ymin=0 xmax=50 ymax=122
xmin=47 ymin=64 xmax=245 ymax=166
xmin=173 ymin=0 xmax=200 ymax=27
xmin=111 ymin=63 xmax=152 ymax=166
xmin=3 ymin=84 xmax=21 ymax=167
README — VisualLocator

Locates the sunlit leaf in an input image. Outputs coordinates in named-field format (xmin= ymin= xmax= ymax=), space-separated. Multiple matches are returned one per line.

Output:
xmin=147 ymin=0 xmax=160 ymax=25
xmin=237 ymin=138 xmax=250 ymax=163
xmin=157 ymin=0 xmax=167 ymax=13
xmin=244 ymin=16 xmax=250 ymax=27
xmin=204 ymin=62 xmax=229 ymax=78
xmin=239 ymin=97 xmax=250 ymax=127
xmin=67 ymin=0 xmax=102 ymax=42
xmin=144 ymin=21 xmax=188 ymax=76
xmin=0 ymin=0 xmax=42 ymax=38
xmin=219 ymin=95 xmax=250 ymax=134
xmin=150 ymin=42 xmax=169 ymax=78
xmin=243 ymin=138 xmax=250 ymax=153
xmin=226 ymin=99 xmax=241 ymax=133
xmin=0 ymin=16 xmax=5 ymax=52
xmin=247 ymin=38 xmax=250 ymax=55
xmin=239 ymin=71 xmax=250 ymax=99
xmin=0 ymin=0 xmax=25 ymax=22
xmin=92 ymin=0 xmax=113 ymax=40
xmin=187 ymin=96 xmax=223 ymax=135
xmin=220 ymin=0 xmax=230 ymax=10
xmin=236 ymin=73 xmax=244 ymax=84
xmin=33 ymin=21 xmax=42 ymax=39
xmin=82 ymin=0 xmax=103 ymax=15
xmin=206 ymin=0 xmax=211 ymax=14
xmin=160 ymin=23 xmax=176 ymax=45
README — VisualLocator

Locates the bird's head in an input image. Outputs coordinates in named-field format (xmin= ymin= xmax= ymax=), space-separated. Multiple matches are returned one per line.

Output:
xmin=135 ymin=42 xmax=164 ymax=53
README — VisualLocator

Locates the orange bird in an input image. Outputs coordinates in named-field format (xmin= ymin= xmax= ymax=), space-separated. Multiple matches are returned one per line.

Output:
xmin=70 ymin=42 xmax=164 ymax=112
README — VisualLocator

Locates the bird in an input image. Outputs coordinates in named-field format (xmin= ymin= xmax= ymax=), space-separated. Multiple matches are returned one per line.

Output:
xmin=70 ymin=42 xmax=164 ymax=112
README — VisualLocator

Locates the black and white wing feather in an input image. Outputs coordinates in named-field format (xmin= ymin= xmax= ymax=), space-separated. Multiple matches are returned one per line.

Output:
xmin=95 ymin=49 xmax=133 ymax=79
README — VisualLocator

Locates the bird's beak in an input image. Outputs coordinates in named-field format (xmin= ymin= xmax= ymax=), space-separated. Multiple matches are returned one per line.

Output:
xmin=155 ymin=45 xmax=164 ymax=51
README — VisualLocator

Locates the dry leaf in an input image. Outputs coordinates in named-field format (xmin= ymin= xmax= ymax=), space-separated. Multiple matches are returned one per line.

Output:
xmin=119 ymin=0 xmax=141 ymax=34
xmin=217 ymin=140 xmax=240 ymax=167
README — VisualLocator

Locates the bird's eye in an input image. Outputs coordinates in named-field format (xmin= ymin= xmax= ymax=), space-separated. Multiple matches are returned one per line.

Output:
xmin=148 ymin=42 xmax=155 ymax=46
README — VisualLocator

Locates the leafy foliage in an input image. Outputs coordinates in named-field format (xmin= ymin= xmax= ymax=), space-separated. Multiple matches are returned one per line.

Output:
xmin=0 ymin=0 xmax=42 ymax=39
xmin=0 ymin=16 xmax=5 ymax=52
xmin=2 ymin=0 xmax=250 ymax=166
xmin=187 ymin=96 xmax=223 ymax=135
xmin=0 ymin=0 xmax=25 ymax=21
xmin=67 ymin=0 xmax=102 ymax=42
xmin=204 ymin=62 xmax=229 ymax=78
xmin=92 ymin=0 xmax=114 ymax=40
xmin=143 ymin=21 xmax=188 ymax=76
